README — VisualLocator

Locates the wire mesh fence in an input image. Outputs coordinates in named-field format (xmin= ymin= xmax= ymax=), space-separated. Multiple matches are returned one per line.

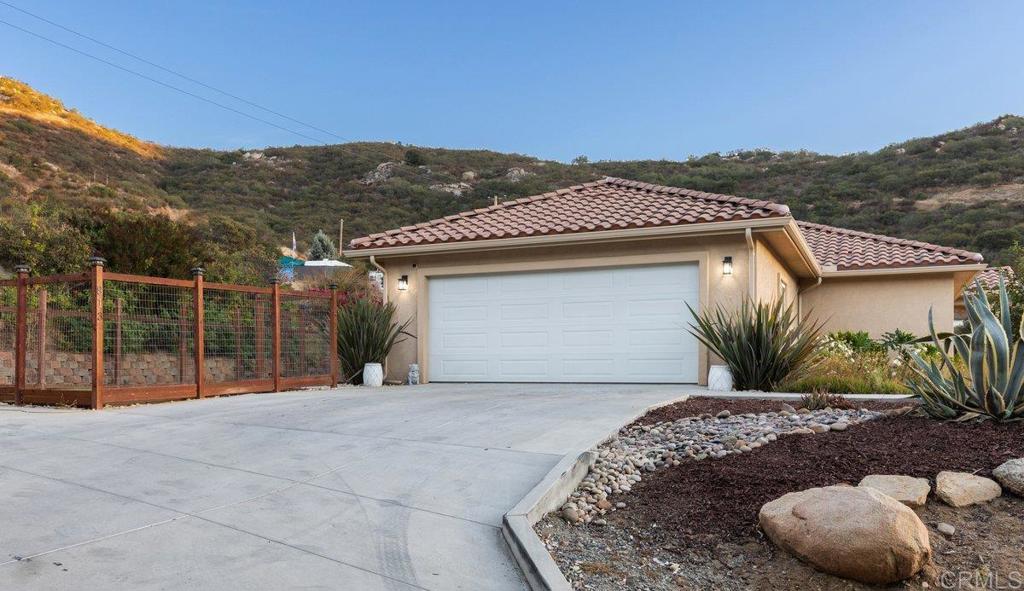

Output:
xmin=24 ymin=279 xmax=94 ymax=390
xmin=3 ymin=263 xmax=338 ymax=409
xmin=280 ymin=292 xmax=333 ymax=379
xmin=103 ymin=279 xmax=195 ymax=387
xmin=203 ymin=287 xmax=274 ymax=384
xmin=0 ymin=282 xmax=15 ymax=389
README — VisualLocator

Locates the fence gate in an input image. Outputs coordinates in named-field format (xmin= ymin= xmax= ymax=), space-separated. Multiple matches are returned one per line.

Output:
xmin=0 ymin=260 xmax=338 ymax=409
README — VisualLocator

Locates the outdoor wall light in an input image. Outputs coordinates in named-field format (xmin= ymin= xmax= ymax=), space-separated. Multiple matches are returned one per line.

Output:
xmin=397 ymin=275 xmax=409 ymax=291
xmin=722 ymin=256 xmax=734 ymax=276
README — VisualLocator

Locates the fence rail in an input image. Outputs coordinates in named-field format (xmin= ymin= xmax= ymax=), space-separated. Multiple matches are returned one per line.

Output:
xmin=0 ymin=259 xmax=338 ymax=409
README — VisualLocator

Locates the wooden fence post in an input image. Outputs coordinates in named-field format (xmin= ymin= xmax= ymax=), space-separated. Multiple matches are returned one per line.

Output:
xmin=192 ymin=268 xmax=205 ymax=398
xmin=89 ymin=257 xmax=105 ymax=410
xmin=329 ymin=284 xmax=338 ymax=387
xmin=271 ymin=280 xmax=281 ymax=392
xmin=13 ymin=264 xmax=29 ymax=405
xmin=37 ymin=289 xmax=47 ymax=389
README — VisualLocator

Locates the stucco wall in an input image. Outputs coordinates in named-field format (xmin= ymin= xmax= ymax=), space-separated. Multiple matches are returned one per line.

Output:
xmin=374 ymin=233 xmax=754 ymax=385
xmin=754 ymin=239 xmax=799 ymax=307
xmin=799 ymin=274 xmax=955 ymax=337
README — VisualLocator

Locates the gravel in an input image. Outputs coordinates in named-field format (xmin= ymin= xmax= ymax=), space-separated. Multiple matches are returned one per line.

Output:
xmin=557 ymin=404 xmax=886 ymax=523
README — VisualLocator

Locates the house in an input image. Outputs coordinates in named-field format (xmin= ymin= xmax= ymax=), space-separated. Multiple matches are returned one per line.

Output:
xmin=955 ymin=266 xmax=1015 ymax=321
xmin=345 ymin=177 xmax=985 ymax=385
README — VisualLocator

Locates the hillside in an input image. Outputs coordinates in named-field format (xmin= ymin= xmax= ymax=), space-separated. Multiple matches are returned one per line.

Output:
xmin=2 ymin=76 xmax=1024 ymax=280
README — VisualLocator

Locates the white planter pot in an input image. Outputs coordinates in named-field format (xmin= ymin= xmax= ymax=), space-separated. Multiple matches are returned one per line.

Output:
xmin=708 ymin=365 xmax=733 ymax=392
xmin=363 ymin=363 xmax=384 ymax=387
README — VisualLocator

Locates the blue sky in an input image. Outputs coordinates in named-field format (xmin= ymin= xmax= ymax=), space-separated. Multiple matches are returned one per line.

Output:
xmin=2 ymin=1 xmax=1022 ymax=161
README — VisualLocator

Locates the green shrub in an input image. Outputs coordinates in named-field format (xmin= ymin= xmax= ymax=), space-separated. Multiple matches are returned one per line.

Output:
xmin=830 ymin=330 xmax=882 ymax=352
xmin=687 ymin=298 xmax=825 ymax=391
xmin=337 ymin=299 xmax=412 ymax=384
xmin=781 ymin=349 xmax=914 ymax=394
xmin=907 ymin=278 xmax=1024 ymax=421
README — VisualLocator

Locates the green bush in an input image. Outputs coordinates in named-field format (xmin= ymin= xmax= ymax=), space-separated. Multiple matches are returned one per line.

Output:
xmin=688 ymin=298 xmax=825 ymax=391
xmin=830 ymin=330 xmax=882 ymax=352
xmin=907 ymin=278 xmax=1024 ymax=421
xmin=337 ymin=299 xmax=412 ymax=384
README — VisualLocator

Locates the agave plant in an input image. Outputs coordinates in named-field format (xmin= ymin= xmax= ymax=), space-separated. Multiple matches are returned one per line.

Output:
xmin=907 ymin=276 xmax=1024 ymax=421
xmin=687 ymin=298 xmax=826 ymax=391
xmin=337 ymin=298 xmax=413 ymax=384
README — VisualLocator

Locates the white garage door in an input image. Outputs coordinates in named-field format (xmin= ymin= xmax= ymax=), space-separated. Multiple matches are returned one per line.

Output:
xmin=427 ymin=264 xmax=700 ymax=383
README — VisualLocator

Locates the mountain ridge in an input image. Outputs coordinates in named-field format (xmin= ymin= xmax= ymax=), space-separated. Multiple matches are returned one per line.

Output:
xmin=1 ymin=76 xmax=1023 ymax=277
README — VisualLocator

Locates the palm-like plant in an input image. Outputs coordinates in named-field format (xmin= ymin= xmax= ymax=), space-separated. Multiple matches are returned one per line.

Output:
xmin=907 ymin=276 xmax=1024 ymax=421
xmin=687 ymin=298 xmax=826 ymax=391
xmin=337 ymin=298 xmax=412 ymax=384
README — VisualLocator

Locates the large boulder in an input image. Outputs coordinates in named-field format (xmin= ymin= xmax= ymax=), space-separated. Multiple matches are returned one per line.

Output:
xmin=993 ymin=459 xmax=1024 ymax=496
xmin=759 ymin=485 xmax=931 ymax=584
xmin=935 ymin=471 xmax=1002 ymax=507
xmin=859 ymin=474 xmax=931 ymax=508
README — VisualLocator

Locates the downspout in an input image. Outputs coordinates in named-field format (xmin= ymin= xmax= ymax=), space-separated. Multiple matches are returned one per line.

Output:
xmin=745 ymin=228 xmax=756 ymax=300
xmin=369 ymin=255 xmax=387 ymax=305
xmin=368 ymin=255 xmax=389 ymax=378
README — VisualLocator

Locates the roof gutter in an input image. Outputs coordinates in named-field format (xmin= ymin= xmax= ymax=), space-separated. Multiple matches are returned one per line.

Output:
xmin=820 ymin=263 xmax=987 ymax=278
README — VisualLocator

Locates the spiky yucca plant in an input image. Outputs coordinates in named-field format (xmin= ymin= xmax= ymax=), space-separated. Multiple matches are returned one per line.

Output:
xmin=337 ymin=299 xmax=412 ymax=384
xmin=907 ymin=276 xmax=1024 ymax=421
xmin=687 ymin=298 xmax=826 ymax=391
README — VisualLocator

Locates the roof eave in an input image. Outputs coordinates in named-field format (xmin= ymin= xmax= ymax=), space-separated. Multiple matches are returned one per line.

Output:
xmin=820 ymin=263 xmax=988 ymax=278
xmin=345 ymin=216 xmax=792 ymax=258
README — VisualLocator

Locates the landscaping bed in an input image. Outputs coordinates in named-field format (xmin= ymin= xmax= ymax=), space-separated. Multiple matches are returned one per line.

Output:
xmin=537 ymin=397 xmax=1024 ymax=590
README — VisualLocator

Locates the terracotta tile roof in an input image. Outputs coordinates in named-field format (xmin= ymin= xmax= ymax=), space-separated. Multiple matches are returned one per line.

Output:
xmin=349 ymin=176 xmax=984 ymax=272
xmin=348 ymin=177 xmax=791 ymax=250
xmin=968 ymin=266 xmax=1015 ymax=291
xmin=797 ymin=221 xmax=984 ymax=271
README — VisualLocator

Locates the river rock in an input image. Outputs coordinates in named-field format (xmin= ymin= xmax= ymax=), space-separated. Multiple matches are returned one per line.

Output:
xmin=935 ymin=471 xmax=1002 ymax=507
xmin=859 ymin=474 xmax=931 ymax=508
xmin=993 ymin=459 xmax=1024 ymax=496
xmin=759 ymin=485 xmax=930 ymax=584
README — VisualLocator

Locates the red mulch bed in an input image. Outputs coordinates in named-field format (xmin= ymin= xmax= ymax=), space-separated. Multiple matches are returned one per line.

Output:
xmin=635 ymin=396 xmax=912 ymax=425
xmin=627 ymin=413 xmax=1023 ymax=545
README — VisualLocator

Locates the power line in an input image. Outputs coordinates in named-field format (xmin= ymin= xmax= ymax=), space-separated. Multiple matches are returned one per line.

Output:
xmin=0 ymin=0 xmax=345 ymax=143
xmin=0 ymin=11 xmax=451 ymax=196
xmin=0 ymin=17 xmax=326 ymax=144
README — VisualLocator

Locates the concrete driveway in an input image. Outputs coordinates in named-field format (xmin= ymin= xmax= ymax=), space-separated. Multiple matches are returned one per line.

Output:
xmin=0 ymin=383 xmax=689 ymax=590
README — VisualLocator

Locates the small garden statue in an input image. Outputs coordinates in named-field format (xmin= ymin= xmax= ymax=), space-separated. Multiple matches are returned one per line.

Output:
xmin=408 ymin=363 xmax=420 ymax=385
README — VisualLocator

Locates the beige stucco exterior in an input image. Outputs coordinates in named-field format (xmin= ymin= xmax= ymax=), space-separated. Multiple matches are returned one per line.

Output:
xmin=799 ymin=274 xmax=956 ymax=337
xmin=351 ymin=222 xmax=982 ymax=385
xmin=374 ymin=232 xmax=764 ymax=385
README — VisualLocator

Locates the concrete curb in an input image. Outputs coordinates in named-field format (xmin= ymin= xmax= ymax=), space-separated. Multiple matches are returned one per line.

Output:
xmin=501 ymin=394 xmax=691 ymax=591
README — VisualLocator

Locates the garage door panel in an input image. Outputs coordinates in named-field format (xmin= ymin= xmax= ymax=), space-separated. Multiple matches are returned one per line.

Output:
xmin=499 ymin=359 xmax=550 ymax=379
xmin=500 ymin=331 xmax=549 ymax=347
xmin=562 ymin=329 xmax=614 ymax=347
xmin=562 ymin=358 xmax=616 ymax=377
xmin=562 ymin=300 xmax=614 ymax=319
xmin=428 ymin=264 xmax=699 ymax=383
xmin=440 ymin=304 xmax=488 ymax=322
xmin=442 ymin=332 xmax=488 ymax=348
xmin=500 ymin=302 xmax=549 ymax=321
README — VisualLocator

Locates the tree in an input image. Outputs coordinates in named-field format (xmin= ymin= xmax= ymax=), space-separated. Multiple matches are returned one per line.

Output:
xmin=308 ymin=230 xmax=337 ymax=261
xmin=404 ymin=149 xmax=426 ymax=166
xmin=571 ymin=155 xmax=590 ymax=166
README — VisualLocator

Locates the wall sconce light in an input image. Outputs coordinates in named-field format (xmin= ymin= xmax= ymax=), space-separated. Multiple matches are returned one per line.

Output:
xmin=397 ymin=275 xmax=409 ymax=291
xmin=722 ymin=256 xmax=733 ymax=276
